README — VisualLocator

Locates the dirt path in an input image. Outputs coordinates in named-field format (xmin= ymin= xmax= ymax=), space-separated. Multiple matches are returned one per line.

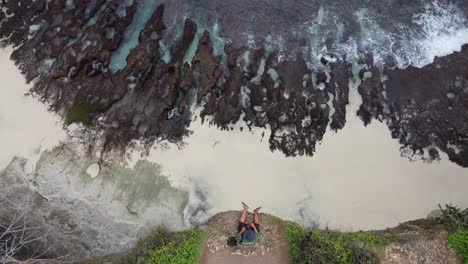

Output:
xmin=199 ymin=211 xmax=291 ymax=264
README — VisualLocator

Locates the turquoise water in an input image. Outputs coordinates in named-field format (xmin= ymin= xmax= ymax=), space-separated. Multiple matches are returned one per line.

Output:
xmin=183 ymin=26 xmax=203 ymax=65
xmin=159 ymin=40 xmax=172 ymax=64
xmin=183 ymin=19 xmax=229 ymax=67
xmin=84 ymin=1 xmax=108 ymax=27
xmin=109 ymin=0 xmax=161 ymax=73
xmin=67 ymin=1 xmax=108 ymax=46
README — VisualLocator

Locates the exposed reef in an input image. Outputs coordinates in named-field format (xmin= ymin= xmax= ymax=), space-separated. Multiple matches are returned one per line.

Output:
xmin=1 ymin=0 xmax=467 ymax=166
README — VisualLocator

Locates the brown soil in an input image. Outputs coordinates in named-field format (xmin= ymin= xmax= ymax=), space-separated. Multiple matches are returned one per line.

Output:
xmin=199 ymin=210 xmax=291 ymax=264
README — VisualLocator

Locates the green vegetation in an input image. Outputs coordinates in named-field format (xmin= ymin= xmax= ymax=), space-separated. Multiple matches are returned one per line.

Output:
xmin=65 ymin=96 xmax=108 ymax=126
xmin=124 ymin=226 xmax=204 ymax=264
xmin=80 ymin=256 xmax=112 ymax=264
xmin=439 ymin=204 xmax=468 ymax=263
xmin=284 ymin=221 xmax=306 ymax=262
xmin=65 ymin=104 xmax=92 ymax=126
xmin=438 ymin=204 xmax=468 ymax=233
xmin=448 ymin=229 xmax=468 ymax=264
xmin=283 ymin=221 xmax=400 ymax=264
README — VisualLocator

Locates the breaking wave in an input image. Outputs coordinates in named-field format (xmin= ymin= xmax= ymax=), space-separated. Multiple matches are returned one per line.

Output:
xmin=283 ymin=1 xmax=468 ymax=68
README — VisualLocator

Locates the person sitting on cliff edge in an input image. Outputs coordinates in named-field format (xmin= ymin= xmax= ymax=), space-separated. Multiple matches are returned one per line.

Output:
xmin=228 ymin=202 xmax=262 ymax=246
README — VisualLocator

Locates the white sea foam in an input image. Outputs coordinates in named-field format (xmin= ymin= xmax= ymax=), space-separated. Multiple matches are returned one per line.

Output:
xmin=399 ymin=1 xmax=468 ymax=67
xmin=109 ymin=0 xmax=467 ymax=72
xmin=305 ymin=1 xmax=468 ymax=69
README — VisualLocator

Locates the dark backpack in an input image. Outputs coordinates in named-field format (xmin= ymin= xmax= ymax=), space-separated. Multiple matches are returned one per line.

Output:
xmin=227 ymin=236 xmax=239 ymax=247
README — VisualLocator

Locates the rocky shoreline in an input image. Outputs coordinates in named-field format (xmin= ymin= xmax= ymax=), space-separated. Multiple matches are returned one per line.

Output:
xmin=1 ymin=0 xmax=467 ymax=166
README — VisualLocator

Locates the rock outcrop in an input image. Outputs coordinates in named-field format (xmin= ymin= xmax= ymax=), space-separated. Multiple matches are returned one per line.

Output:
xmin=0 ymin=144 xmax=188 ymax=260
xmin=358 ymin=48 xmax=468 ymax=167
xmin=199 ymin=211 xmax=291 ymax=264
xmin=382 ymin=218 xmax=462 ymax=264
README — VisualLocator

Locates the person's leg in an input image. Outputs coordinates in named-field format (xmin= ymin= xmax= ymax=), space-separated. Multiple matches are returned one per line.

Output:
xmin=240 ymin=209 xmax=248 ymax=223
xmin=240 ymin=202 xmax=249 ymax=223
xmin=253 ymin=207 xmax=261 ymax=224
xmin=253 ymin=207 xmax=261 ymax=233
xmin=238 ymin=202 xmax=250 ymax=235
xmin=237 ymin=225 xmax=247 ymax=234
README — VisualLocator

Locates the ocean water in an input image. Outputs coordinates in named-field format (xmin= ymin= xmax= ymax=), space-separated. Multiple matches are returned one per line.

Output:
xmin=109 ymin=0 xmax=161 ymax=72
xmin=108 ymin=0 xmax=468 ymax=72
xmin=312 ymin=0 xmax=468 ymax=68
xmin=159 ymin=0 xmax=468 ymax=69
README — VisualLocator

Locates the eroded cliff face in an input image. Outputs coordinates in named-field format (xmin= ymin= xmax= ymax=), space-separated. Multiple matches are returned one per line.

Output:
xmin=0 ymin=144 xmax=188 ymax=259
xmin=0 ymin=0 xmax=467 ymax=166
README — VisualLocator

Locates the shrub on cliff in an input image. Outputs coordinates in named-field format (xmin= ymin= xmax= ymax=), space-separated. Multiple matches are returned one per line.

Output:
xmin=439 ymin=204 xmax=468 ymax=233
xmin=123 ymin=226 xmax=204 ymax=264
xmin=283 ymin=222 xmax=399 ymax=264
xmin=439 ymin=204 xmax=468 ymax=263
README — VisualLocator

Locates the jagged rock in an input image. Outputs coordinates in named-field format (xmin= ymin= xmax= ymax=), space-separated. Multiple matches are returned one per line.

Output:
xmin=358 ymin=64 xmax=387 ymax=126
xmin=328 ymin=60 xmax=351 ymax=130
xmin=427 ymin=210 xmax=443 ymax=220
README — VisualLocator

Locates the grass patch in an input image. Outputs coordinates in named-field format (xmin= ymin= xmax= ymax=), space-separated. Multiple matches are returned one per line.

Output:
xmin=283 ymin=222 xmax=399 ymax=264
xmin=284 ymin=221 xmax=306 ymax=262
xmin=80 ymin=256 xmax=112 ymax=264
xmin=448 ymin=229 xmax=468 ymax=264
xmin=439 ymin=204 xmax=468 ymax=263
xmin=123 ymin=226 xmax=204 ymax=264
